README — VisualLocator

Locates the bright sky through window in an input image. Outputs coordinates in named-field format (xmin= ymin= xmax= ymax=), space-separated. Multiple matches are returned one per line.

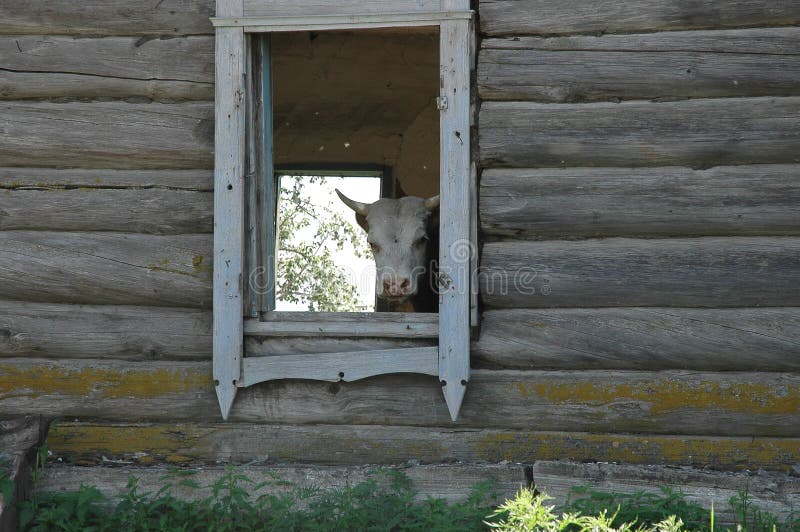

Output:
xmin=274 ymin=175 xmax=381 ymax=311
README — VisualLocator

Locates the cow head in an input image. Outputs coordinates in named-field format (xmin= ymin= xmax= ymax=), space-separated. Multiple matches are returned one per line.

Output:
xmin=336 ymin=189 xmax=439 ymax=303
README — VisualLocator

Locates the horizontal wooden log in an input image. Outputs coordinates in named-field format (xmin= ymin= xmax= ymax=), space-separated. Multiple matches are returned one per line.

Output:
xmin=530 ymin=462 xmax=800 ymax=526
xmin=479 ymin=28 xmax=800 ymax=102
xmin=474 ymin=308 xmax=800 ymax=371
xmin=480 ymin=165 xmax=800 ymax=239
xmin=0 ymin=188 xmax=212 ymax=233
xmin=482 ymin=27 xmax=800 ymax=54
xmin=47 ymin=421 xmax=800 ymax=472
xmin=0 ymin=102 xmax=213 ymax=169
xmin=0 ymin=301 xmax=211 ymax=360
xmin=0 ymin=168 xmax=213 ymax=190
xmin=6 ymin=301 xmax=795 ymax=373
xmin=0 ymin=1 xmax=214 ymax=36
xmin=479 ymin=97 xmax=800 ymax=168
xmin=0 ymin=36 xmax=213 ymax=100
xmin=478 ymin=0 xmax=800 ymax=36
xmin=480 ymin=237 xmax=800 ymax=308
xmin=0 ymin=231 xmax=212 ymax=307
xmin=38 ymin=463 xmax=523 ymax=506
xmin=2 ymin=358 xmax=799 ymax=436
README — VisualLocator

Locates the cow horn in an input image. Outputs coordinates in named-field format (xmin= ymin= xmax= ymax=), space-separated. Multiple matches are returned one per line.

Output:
xmin=424 ymin=195 xmax=440 ymax=211
xmin=335 ymin=189 xmax=368 ymax=216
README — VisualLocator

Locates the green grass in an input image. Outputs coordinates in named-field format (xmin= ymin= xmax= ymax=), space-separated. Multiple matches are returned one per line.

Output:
xmin=15 ymin=465 xmax=800 ymax=531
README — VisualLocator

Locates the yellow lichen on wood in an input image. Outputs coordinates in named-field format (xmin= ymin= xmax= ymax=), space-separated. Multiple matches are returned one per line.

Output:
xmin=512 ymin=378 xmax=799 ymax=415
xmin=474 ymin=432 xmax=800 ymax=471
xmin=0 ymin=363 xmax=211 ymax=399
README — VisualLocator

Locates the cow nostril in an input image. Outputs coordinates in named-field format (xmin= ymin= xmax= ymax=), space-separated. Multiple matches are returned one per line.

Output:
xmin=400 ymin=278 xmax=410 ymax=290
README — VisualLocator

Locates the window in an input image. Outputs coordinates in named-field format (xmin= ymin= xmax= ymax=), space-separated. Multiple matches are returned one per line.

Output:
xmin=212 ymin=0 xmax=475 ymax=422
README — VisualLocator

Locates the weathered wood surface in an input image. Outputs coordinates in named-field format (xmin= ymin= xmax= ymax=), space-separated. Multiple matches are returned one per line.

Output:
xmin=0 ymin=188 xmax=212 ymax=234
xmin=479 ymin=97 xmax=800 ymax=168
xmin=479 ymin=28 xmax=800 ymax=102
xmin=246 ymin=312 xmax=438 ymax=338
xmin=474 ymin=308 xmax=800 ymax=371
xmin=242 ymin=347 xmax=439 ymax=386
xmin=0 ymin=168 xmax=213 ymax=190
xmin=480 ymin=237 xmax=800 ymax=309
xmin=38 ymin=463 xmax=522 ymax=505
xmin=244 ymin=0 xmax=443 ymax=17
xmin=478 ymin=0 xmax=800 ymax=36
xmin=47 ymin=421 xmax=800 ymax=472
xmin=4 ymin=301 xmax=795 ymax=372
xmin=0 ymin=416 xmax=45 ymax=532
xmin=0 ymin=1 xmax=214 ymax=36
xmin=0 ymin=231 xmax=212 ymax=308
xmin=3 ymin=358 xmax=799 ymax=436
xmin=480 ymin=165 xmax=800 ymax=239
xmin=530 ymin=462 xmax=800 ymax=526
xmin=0 ymin=36 xmax=213 ymax=100
xmin=0 ymin=102 xmax=213 ymax=169
xmin=246 ymin=336 xmax=433 ymax=356
xmin=0 ymin=301 xmax=211 ymax=361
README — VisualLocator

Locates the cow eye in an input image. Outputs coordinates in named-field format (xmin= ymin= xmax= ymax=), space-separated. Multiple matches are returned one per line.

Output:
xmin=414 ymin=236 xmax=429 ymax=247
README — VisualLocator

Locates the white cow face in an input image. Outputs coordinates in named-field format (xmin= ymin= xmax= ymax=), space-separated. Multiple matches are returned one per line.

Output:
xmin=336 ymin=190 xmax=439 ymax=303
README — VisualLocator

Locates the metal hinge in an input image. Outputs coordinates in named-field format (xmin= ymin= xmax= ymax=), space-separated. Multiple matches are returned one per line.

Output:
xmin=436 ymin=95 xmax=448 ymax=111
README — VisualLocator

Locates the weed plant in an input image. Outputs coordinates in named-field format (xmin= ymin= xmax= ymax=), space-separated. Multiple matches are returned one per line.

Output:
xmin=15 ymin=465 xmax=800 ymax=531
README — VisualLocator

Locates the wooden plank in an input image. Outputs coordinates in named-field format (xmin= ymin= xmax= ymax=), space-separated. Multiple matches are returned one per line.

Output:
xmin=530 ymin=461 xmax=800 ymax=526
xmin=479 ymin=28 xmax=800 ymax=102
xmin=480 ymin=237 xmax=800 ymax=309
xmin=246 ymin=336 xmax=433 ymax=356
xmin=478 ymin=0 xmax=800 ymax=36
xmin=0 ymin=102 xmax=213 ymax=170
xmin=479 ymin=97 xmax=800 ymax=168
xmin=0 ymin=301 xmax=211 ymax=361
xmin=473 ymin=308 xmax=800 ymax=371
xmin=37 ymin=463 xmax=522 ymax=505
xmin=0 ymin=168 xmax=213 ymax=190
xmin=438 ymin=18 xmax=472 ymax=422
xmin=242 ymin=347 xmax=439 ymax=386
xmin=0 ymin=188 xmax=212 ymax=234
xmin=0 ymin=36 xmax=213 ymax=100
xmin=212 ymin=25 xmax=246 ymax=420
xmin=0 ymin=416 xmax=45 ymax=532
xmin=0 ymin=0 xmax=215 ymax=36
xmin=245 ymin=313 xmax=438 ymax=338
xmin=480 ymin=165 xmax=800 ymax=239
xmin=243 ymin=0 xmax=442 ymax=17
xmin=482 ymin=27 xmax=800 ymax=54
xmin=47 ymin=421 xmax=800 ymax=472
xmin=0 ymin=231 xmax=212 ymax=308
xmin=3 ymin=358 xmax=799 ymax=436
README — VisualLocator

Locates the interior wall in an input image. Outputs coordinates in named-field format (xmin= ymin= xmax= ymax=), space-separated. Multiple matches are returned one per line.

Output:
xmin=271 ymin=29 xmax=440 ymax=198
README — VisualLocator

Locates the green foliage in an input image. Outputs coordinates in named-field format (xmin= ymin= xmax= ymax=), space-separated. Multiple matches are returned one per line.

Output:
xmin=276 ymin=175 xmax=371 ymax=312
xmin=487 ymin=488 xmax=689 ymax=532
xmin=0 ymin=455 xmax=15 ymax=505
xmin=562 ymin=486 xmax=708 ymax=530
xmin=18 ymin=466 xmax=800 ymax=532
xmin=19 ymin=467 xmax=496 ymax=532
xmin=728 ymin=486 xmax=800 ymax=532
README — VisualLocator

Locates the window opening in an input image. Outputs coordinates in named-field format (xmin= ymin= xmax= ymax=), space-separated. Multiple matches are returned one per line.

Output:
xmin=273 ymin=171 xmax=384 ymax=312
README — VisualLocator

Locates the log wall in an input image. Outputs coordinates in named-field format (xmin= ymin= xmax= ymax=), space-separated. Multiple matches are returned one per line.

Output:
xmin=0 ymin=0 xmax=798 ymax=481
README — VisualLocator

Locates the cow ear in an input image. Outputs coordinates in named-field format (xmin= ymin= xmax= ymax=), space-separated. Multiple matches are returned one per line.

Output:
xmin=356 ymin=213 xmax=369 ymax=232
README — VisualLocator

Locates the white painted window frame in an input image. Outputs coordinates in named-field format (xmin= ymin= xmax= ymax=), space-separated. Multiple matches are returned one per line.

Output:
xmin=212 ymin=0 xmax=475 ymax=422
